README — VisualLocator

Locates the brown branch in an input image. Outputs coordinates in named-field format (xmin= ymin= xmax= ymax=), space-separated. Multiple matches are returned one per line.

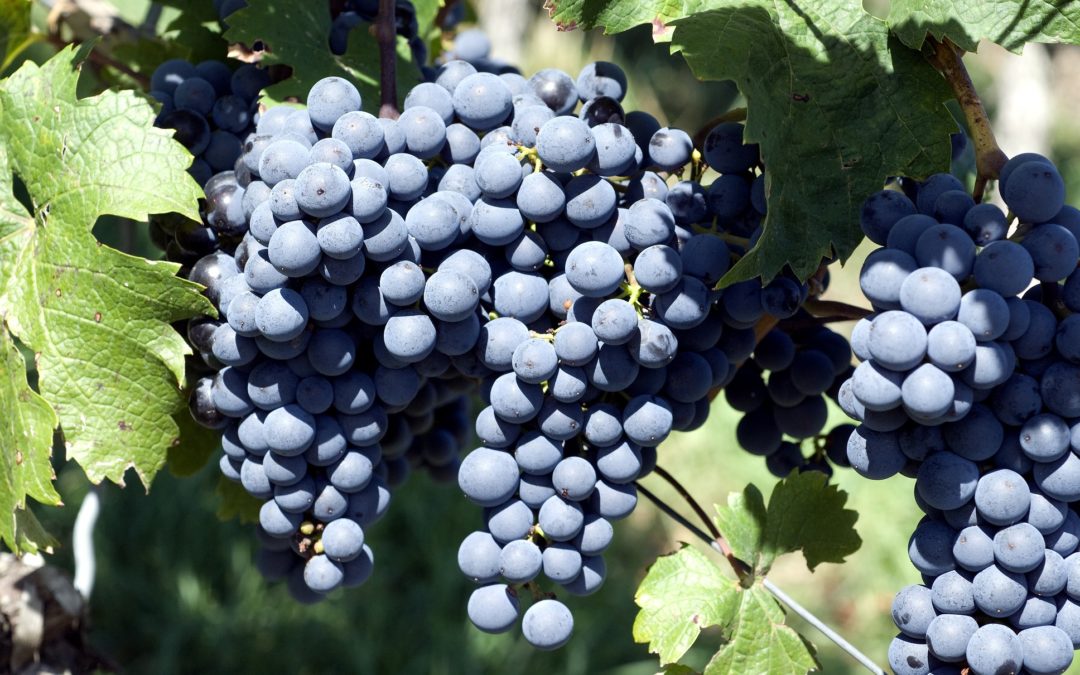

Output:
xmin=802 ymin=298 xmax=873 ymax=321
xmin=925 ymin=37 xmax=1007 ymax=203
xmin=652 ymin=465 xmax=721 ymax=540
xmin=692 ymin=107 xmax=747 ymax=150
xmin=374 ymin=0 xmax=399 ymax=119
xmin=44 ymin=34 xmax=150 ymax=88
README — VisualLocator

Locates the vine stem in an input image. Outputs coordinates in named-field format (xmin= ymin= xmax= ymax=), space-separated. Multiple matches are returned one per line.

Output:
xmin=639 ymin=470 xmax=751 ymax=581
xmin=44 ymin=33 xmax=150 ymax=88
xmin=802 ymin=298 xmax=873 ymax=321
xmin=651 ymin=466 xmax=721 ymax=541
xmin=925 ymin=37 xmax=1007 ymax=203
xmin=634 ymin=484 xmax=885 ymax=675
xmin=374 ymin=0 xmax=399 ymax=119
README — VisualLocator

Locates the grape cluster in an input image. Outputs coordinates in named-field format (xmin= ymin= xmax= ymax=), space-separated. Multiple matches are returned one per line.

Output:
xmin=726 ymin=319 xmax=853 ymax=477
xmin=149 ymin=57 xmax=267 ymax=186
xmin=180 ymin=72 xmax=514 ymax=601
xmin=844 ymin=157 xmax=1080 ymax=674
xmin=426 ymin=58 xmax=786 ymax=647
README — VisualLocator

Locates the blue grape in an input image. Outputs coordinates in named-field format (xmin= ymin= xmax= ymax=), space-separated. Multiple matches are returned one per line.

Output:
xmin=1004 ymin=160 xmax=1066 ymax=223
xmin=965 ymin=624 xmax=1023 ymax=675
xmin=536 ymin=116 xmax=595 ymax=172
xmin=467 ymin=584 xmax=519 ymax=634
xmin=307 ymin=77 xmax=361 ymax=131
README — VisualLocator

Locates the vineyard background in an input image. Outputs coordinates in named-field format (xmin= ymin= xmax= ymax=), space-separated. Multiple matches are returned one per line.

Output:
xmin=6 ymin=0 xmax=1080 ymax=672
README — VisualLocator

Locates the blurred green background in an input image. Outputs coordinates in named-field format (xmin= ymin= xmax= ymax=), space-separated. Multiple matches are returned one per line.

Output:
xmin=13 ymin=0 xmax=1080 ymax=673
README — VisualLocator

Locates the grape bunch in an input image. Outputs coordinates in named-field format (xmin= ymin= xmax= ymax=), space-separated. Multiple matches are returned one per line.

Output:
xmin=843 ymin=157 xmax=1080 ymax=674
xmin=726 ymin=318 xmax=853 ymax=477
xmin=149 ymin=57 xmax=267 ymax=186
xmin=428 ymin=59 xmax=791 ymax=648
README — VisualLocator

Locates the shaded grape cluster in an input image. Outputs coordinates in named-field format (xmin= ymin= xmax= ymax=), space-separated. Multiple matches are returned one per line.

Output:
xmin=149 ymin=57 xmax=267 ymax=186
xmin=726 ymin=318 xmax=853 ymax=477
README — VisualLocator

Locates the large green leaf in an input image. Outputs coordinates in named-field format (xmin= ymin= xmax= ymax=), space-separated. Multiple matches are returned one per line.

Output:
xmin=633 ymin=546 xmax=818 ymax=674
xmin=224 ymin=0 xmax=420 ymax=107
xmin=0 ymin=45 xmax=213 ymax=494
xmin=545 ymin=0 xmax=955 ymax=282
xmin=888 ymin=1 xmax=1080 ymax=53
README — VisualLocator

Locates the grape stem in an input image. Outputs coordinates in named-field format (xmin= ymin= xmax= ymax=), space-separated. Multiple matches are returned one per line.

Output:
xmin=374 ymin=0 xmax=400 ymax=119
xmin=650 ymin=465 xmax=722 ymax=540
xmin=635 ymin=483 xmax=886 ymax=675
xmin=802 ymin=298 xmax=873 ymax=321
xmin=925 ymin=37 xmax=1007 ymax=203
xmin=634 ymin=482 xmax=751 ymax=582
xmin=44 ymin=33 xmax=150 ymax=88
xmin=691 ymin=107 xmax=747 ymax=150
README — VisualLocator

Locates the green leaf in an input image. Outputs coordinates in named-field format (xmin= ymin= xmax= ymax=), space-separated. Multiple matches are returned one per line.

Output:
xmin=761 ymin=471 xmax=861 ymax=572
xmin=224 ymin=0 xmax=420 ymax=107
xmin=0 ymin=329 xmax=61 ymax=553
xmin=0 ymin=45 xmax=213 ymax=489
xmin=633 ymin=546 xmax=741 ymax=665
xmin=545 ymin=0 xmax=685 ymax=35
xmin=713 ymin=485 xmax=766 ymax=571
xmin=216 ymin=474 xmax=261 ymax=523
xmin=413 ymin=0 xmax=443 ymax=37
xmin=887 ymin=1 xmax=1080 ymax=53
xmin=703 ymin=585 xmax=818 ymax=675
xmin=0 ymin=0 xmax=33 ymax=72
xmin=633 ymin=546 xmax=819 ymax=674
xmin=545 ymin=1 xmax=955 ymax=282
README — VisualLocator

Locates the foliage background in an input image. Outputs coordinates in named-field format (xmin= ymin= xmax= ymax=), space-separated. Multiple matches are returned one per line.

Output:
xmin=6 ymin=0 xmax=1080 ymax=673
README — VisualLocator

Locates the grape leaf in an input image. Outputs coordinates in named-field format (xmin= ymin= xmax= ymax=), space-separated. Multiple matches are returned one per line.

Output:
xmin=712 ymin=485 xmax=766 ymax=572
xmin=0 ymin=328 xmax=61 ymax=553
xmin=0 ymin=44 xmax=213 ymax=490
xmin=161 ymin=8 xmax=228 ymax=65
xmin=224 ymin=0 xmax=420 ymax=107
xmin=703 ymin=585 xmax=817 ymax=675
xmin=544 ymin=1 xmax=956 ymax=282
xmin=633 ymin=546 xmax=741 ymax=665
xmin=887 ymin=1 xmax=1080 ymax=53
xmin=714 ymin=472 xmax=861 ymax=576
xmin=633 ymin=546 xmax=819 ymax=674
xmin=761 ymin=470 xmax=861 ymax=572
